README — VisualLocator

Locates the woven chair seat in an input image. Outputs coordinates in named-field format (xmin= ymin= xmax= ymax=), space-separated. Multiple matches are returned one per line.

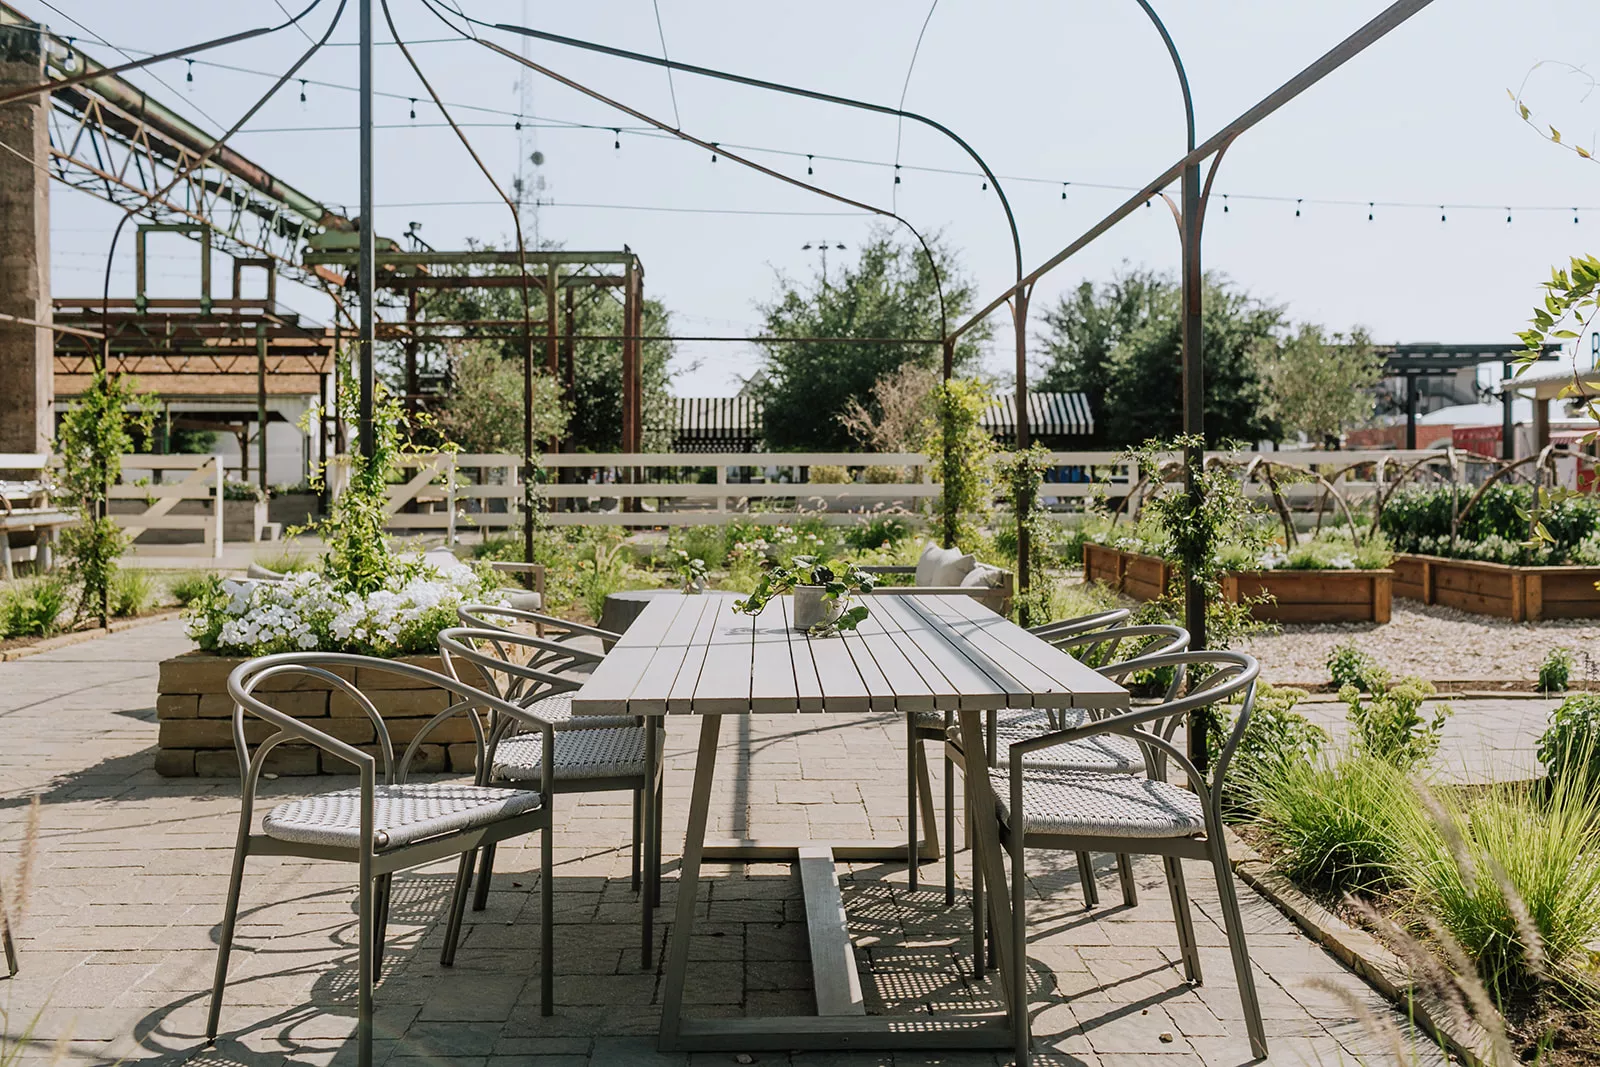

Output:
xmin=991 ymin=768 xmax=1204 ymax=838
xmin=262 ymin=783 xmax=543 ymax=851
xmin=493 ymin=725 xmax=654 ymax=782
xmin=908 ymin=706 xmax=1086 ymax=733
xmin=993 ymin=726 xmax=1146 ymax=774
xmin=522 ymin=691 xmax=634 ymax=730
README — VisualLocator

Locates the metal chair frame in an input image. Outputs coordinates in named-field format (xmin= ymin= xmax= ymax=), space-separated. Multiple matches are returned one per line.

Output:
xmin=974 ymin=650 xmax=1268 ymax=1065
xmin=458 ymin=602 xmax=622 ymax=661
xmin=439 ymin=627 xmax=664 ymax=969
xmin=206 ymin=653 xmax=557 ymax=1067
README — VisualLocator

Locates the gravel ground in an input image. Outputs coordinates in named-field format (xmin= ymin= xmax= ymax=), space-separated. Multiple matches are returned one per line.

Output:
xmin=1236 ymin=601 xmax=1600 ymax=686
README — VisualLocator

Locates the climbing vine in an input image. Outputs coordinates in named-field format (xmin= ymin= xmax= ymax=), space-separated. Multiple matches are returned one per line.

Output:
xmin=921 ymin=377 xmax=993 ymax=550
xmin=997 ymin=443 xmax=1054 ymax=625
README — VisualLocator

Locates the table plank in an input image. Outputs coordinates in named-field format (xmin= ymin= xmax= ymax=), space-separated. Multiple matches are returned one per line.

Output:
xmin=848 ymin=607 xmax=935 ymax=713
xmin=667 ymin=595 xmax=726 ymax=715
xmin=868 ymin=596 xmax=1008 ymax=710
xmin=799 ymin=604 xmax=872 ymax=714
xmin=780 ymin=598 xmax=826 ymax=713
xmin=931 ymin=594 xmax=1127 ymax=709
xmin=692 ymin=603 xmax=757 ymax=714
xmin=751 ymin=604 xmax=802 ymax=714
xmin=628 ymin=595 xmax=713 ymax=716
xmin=837 ymin=614 xmax=897 ymax=713
xmin=571 ymin=594 xmax=686 ymax=716
xmin=867 ymin=599 xmax=961 ymax=712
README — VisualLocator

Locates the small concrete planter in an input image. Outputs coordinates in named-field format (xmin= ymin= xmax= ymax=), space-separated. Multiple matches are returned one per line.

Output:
xmin=155 ymin=650 xmax=473 ymax=778
xmin=222 ymin=498 xmax=268 ymax=542
xmin=1392 ymin=553 xmax=1600 ymax=621
xmin=1083 ymin=544 xmax=1393 ymax=624
xmin=791 ymin=585 xmax=843 ymax=631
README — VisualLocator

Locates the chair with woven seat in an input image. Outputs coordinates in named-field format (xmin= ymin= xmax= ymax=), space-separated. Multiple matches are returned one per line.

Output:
xmin=976 ymin=650 xmax=1268 ymax=1065
xmin=206 ymin=653 xmax=558 ymax=1067
xmin=901 ymin=607 xmax=1134 ymax=903
xmin=438 ymin=626 xmax=665 ymax=968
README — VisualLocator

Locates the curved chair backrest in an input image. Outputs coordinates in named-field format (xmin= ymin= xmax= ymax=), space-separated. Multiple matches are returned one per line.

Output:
xmin=458 ymin=602 xmax=621 ymax=645
xmin=437 ymin=626 xmax=588 ymax=713
xmin=1046 ymin=624 xmax=1189 ymax=673
xmin=1027 ymin=607 xmax=1131 ymax=640
xmin=228 ymin=652 xmax=545 ymax=798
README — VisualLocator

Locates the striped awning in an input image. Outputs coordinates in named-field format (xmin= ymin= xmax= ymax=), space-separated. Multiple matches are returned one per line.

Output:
xmin=981 ymin=392 xmax=1093 ymax=439
xmin=673 ymin=396 xmax=764 ymax=452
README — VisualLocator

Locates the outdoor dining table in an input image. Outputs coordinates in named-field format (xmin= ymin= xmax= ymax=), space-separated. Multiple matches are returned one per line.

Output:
xmin=570 ymin=590 xmax=1129 ymax=1053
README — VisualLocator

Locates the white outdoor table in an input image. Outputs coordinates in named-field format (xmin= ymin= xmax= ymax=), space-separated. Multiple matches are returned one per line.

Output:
xmin=571 ymin=591 xmax=1128 ymax=1053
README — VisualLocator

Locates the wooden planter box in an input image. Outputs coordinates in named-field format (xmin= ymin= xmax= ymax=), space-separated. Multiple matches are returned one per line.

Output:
xmin=1083 ymin=544 xmax=1393 ymax=623
xmin=222 ymin=498 xmax=268 ymax=542
xmin=154 ymin=650 xmax=474 ymax=778
xmin=1392 ymin=554 xmax=1600 ymax=621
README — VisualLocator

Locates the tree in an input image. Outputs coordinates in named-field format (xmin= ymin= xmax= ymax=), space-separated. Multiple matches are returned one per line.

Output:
xmin=754 ymin=228 xmax=989 ymax=451
xmin=1034 ymin=269 xmax=1285 ymax=447
xmin=1253 ymin=325 xmax=1383 ymax=445
xmin=382 ymin=249 xmax=675 ymax=452
xmin=838 ymin=362 xmax=939 ymax=453
xmin=435 ymin=340 xmax=569 ymax=454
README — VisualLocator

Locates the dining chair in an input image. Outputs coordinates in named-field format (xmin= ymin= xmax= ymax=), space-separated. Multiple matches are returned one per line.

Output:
xmin=902 ymin=607 xmax=1133 ymax=902
xmin=438 ymin=626 xmax=665 ymax=969
xmin=975 ymin=650 xmax=1268 ymax=1065
xmin=458 ymin=602 xmax=624 ymax=668
xmin=948 ymin=623 xmax=1190 ymax=919
xmin=206 ymin=653 xmax=557 ymax=1067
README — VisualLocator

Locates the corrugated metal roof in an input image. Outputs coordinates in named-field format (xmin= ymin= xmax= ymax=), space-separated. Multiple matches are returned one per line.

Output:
xmin=673 ymin=396 xmax=764 ymax=452
xmin=981 ymin=392 xmax=1094 ymax=437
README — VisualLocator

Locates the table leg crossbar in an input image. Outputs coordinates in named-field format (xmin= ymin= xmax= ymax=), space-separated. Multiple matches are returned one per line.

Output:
xmin=657 ymin=713 xmax=1018 ymax=1053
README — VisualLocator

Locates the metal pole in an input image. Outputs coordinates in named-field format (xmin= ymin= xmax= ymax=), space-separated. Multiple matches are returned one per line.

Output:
xmin=1181 ymin=161 xmax=1208 ymax=765
xmin=1501 ymin=364 xmax=1515 ymax=461
xmin=357 ymin=0 xmax=375 ymax=458
xmin=1013 ymin=286 xmax=1032 ymax=606
xmin=1405 ymin=375 xmax=1418 ymax=450
xmin=256 ymin=322 xmax=268 ymax=493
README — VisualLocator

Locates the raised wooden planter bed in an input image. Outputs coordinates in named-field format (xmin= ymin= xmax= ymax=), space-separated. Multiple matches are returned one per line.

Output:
xmin=1392 ymin=554 xmax=1600 ymax=621
xmin=1083 ymin=544 xmax=1393 ymax=624
xmin=155 ymin=650 xmax=474 ymax=778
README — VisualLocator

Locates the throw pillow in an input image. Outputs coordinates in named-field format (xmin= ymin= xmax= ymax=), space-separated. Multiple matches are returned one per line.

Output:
xmin=960 ymin=562 xmax=1006 ymax=589
xmin=915 ymin=543 xmax=977 ymax=587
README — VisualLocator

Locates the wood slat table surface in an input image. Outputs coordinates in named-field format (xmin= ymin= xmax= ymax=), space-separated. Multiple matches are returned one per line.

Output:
xmin=571 ymin=592 xmax=1128 ymax=718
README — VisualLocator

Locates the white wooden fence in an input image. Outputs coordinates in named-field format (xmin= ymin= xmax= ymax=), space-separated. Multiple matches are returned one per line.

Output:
xmin=321 ymin=448 xmax=1469 ymax=534
xmin=114 ymin=454 xmax=224 ymax=558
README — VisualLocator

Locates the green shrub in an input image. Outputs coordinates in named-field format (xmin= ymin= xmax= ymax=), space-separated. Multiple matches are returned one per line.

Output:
xmin=1327 ymin=641 xmax=1378 ymax=690
xmin=1380 ymin=483 xmax=1600 ymax=564
xmin=109 ymin=568 xmax=157 ymax=618
xmin=0 ymin=576 xmax=69 ymax=638
xmin=1251 ymin=751 xmax=1421 ymax=897
xmin=842 ymin=512 xmax=911 ymax=552
xmin=1341 ymin=671 xmax=1452 ymax=772
xmin=672 ymin=525 xmax=731 ymax=569
xmin=1539 ymin=647 xmax=1573 ymax=693
xmin=1215 ymin=683 xmax=1328 ymax=819
xmin=1537 ymin=692 xmax=1600 ymax=792
xmin=1403 ymin=774 xmax=1600 ymax=1006
xmin=808 ymin=464 xmax=851 ymax=484
xmin=255 ymin=549 xmax=316 ymax=575
xmin=168 ymin=572 xmax=220 ymax=608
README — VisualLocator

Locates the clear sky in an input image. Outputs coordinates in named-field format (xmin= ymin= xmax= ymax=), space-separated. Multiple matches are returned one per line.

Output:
xmin=39 ymin=0 xmax=1600 ymax=395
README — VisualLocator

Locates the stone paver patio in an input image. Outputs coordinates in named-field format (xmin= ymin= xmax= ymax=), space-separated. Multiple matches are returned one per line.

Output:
xmin=0 ymin=621 xmax=1453 ymax=1066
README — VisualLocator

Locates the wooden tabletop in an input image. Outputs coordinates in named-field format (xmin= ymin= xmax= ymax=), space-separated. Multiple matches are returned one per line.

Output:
xmin=571 ymin=592 xmax=1128 ymax=717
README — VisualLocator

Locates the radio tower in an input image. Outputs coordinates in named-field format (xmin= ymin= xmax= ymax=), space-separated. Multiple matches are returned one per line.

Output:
xmin=511 ymin=0 xmax=545 ymax=248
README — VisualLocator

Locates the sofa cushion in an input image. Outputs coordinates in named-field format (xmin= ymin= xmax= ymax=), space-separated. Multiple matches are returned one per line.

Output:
xmin=961 ymin=562 xmax=1007 ymax=589
xmin=915 ymin=543 xmax=976 ymax=587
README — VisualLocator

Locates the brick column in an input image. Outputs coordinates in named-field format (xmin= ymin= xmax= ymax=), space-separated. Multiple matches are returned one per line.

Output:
xmin=0 ymin=23 xmax=51 ymax=453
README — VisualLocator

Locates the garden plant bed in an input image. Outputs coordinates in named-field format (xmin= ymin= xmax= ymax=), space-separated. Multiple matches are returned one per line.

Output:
xmin=1392 ymin=554 xmax=1600 ymax=621
xmin=155 ymin=650 xmax=471 ymax=778
xmin=1083 ymin=544 xmax=1392 ymax=623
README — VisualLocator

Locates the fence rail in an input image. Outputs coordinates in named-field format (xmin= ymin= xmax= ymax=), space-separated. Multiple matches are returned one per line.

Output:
xmin=114 ymin=454 xmax=224 ymax=558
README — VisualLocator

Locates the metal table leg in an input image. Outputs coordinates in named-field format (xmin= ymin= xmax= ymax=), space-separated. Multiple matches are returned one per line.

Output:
xmin=657 ymin=713 xmax=1016 ymax=1053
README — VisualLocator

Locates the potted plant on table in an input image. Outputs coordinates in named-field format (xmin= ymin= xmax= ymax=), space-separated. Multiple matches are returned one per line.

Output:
xmin=732 ymin=555 xmax=877 ymax=635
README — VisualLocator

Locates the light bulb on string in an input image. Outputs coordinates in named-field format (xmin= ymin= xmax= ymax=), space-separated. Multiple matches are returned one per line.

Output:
xmin=710 ymin=143 xmax=718 ymax=163
xmin=1222 ymin=194 xmax=1228 ymax=214
xmin=409 ymin=98 xmax=416 ymax=120
xmin=980 ymin=179 xmax=988 ymax=191
xmin=613 ymin=129 xmax=621 ymax=150
xmin=1295 ymin=198 xmax=1302 ymax=218
xmin=299 ymin=79 xmax=307 ymax=105
xmin=1061 ymin=181 xmax=1069 ymax=200
xmin=1575 ymin=208 xmax=1581 ymax=225
xmin=806 ymin=154 xmax=814 ymax=176
xmin=185 ymin=59 xmax=193 ymax=86
xmin=1368 ymin=202 xmax=1374 ymax=221
xmin=894 ymin=165 xmax=901 ymax=185
xmin=1440 ymin=206 xmax=1446 ymax=222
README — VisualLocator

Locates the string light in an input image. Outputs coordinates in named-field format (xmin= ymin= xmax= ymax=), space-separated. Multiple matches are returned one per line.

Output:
xmin=1440 ymin=205 xmax=1447 ymax=222
xmin=1507 ymin=208 xmax=1513 ymax=224
xmin=1576 ymin=208 xmax=1581 ymax=225
xmin=1222 ymin=193 xmax=1228 ymax=214
xmin=299 ymin=79 xmax=307 ymax=105
xmin=980 ymin=179 xmax=988 ymax=191
xmin=894 ymin=164 xmax=901 ymax=185
xmin=514 ymin=119 xmax=522 ymax=131
xmin=806 ymin=154 xmax=814 ymax=175
xmin=185 ymin=59 xmax=193 ymax=85
xmin=710 ymin=142 xmax=718 ymax=163
xmin=613 ymin=128 xmax=621 ymax=150
xmin=1295 ymin=198 xmax=1302 ymax=217
xmin=1368 ymin=201 xmax=1374 ymax=221
xmin=1061 ymin=181 xmax=1068 ymax=200
xmin=408 ymin=98 xmax=416 ymax=120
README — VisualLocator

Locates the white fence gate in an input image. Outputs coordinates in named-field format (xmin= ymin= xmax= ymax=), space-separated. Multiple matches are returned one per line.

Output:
xmin=114 ymin=454 xmax=224 ymax=558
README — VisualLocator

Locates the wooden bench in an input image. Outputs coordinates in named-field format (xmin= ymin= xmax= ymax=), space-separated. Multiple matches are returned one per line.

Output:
xmin=0 ymin=454 xmax=74 ymax=581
